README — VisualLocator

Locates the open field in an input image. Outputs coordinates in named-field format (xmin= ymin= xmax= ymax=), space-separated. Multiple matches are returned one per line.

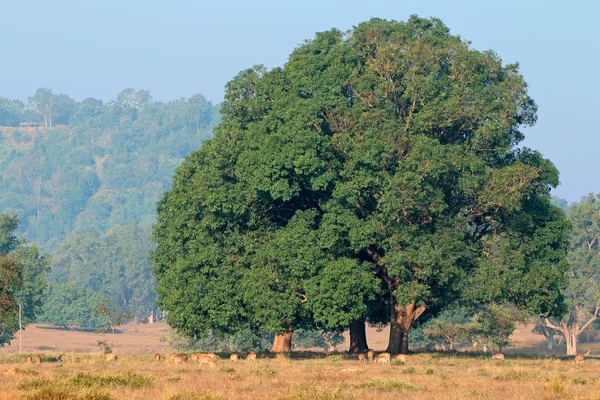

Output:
xmin=3 ymin=352 xmax=600 ymax=399
xmin=2 ymin=323 xmax=600 ymax=399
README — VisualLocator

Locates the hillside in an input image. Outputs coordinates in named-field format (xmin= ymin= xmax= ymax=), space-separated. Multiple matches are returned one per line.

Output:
xmin=0 ymin=89 xmax=219 ymax=322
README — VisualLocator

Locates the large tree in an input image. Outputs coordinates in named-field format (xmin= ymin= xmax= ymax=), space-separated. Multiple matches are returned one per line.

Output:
xmin=541 ymin=194 xmax=600 ymax=355
xmin=152 ymin=16 xmax=568 ymax=354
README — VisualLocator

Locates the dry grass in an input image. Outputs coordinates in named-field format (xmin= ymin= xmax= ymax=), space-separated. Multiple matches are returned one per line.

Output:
xmin=2 ymin=353 xmax=600 ymax=399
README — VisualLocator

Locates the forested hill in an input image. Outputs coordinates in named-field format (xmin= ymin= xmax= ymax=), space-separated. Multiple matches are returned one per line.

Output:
xmin=0 ymin=89 xmax=218 ymax=250
xmin=0 ymin=89 xmax=218 ymax=322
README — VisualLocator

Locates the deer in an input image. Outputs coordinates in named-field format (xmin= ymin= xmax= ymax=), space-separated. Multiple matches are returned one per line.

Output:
xmin=25 ymin=355 xmax=32 ymax=363
xmin=374 ymin=352 xmax=391 ymax=363
xmin=196 ymin=354 xmax=217 ymax=367
xmin=574 ymin=350 xmax=590 ymax=364
xmin=358 ymin=353 xmax=366 ymax=362
xmin=57 ymin=354 xmax=66 ymax=363
xmin=491 ymin=353 xmax=505 ymax=361
xmin=230 ymin=354 xmax=239 ymax=361
xmin=105 ymin=353 xmax=117 ymax=362
xmin=35 ymin=356 xmax=42 ymax=363
xmin=394 ymin=354 xmax=407 ymax=363
xmin=367 ymin=350 xmax=375 ymax=361
xmin=246 ymin=352 xmax=257 ymax=362
xmin=191 ymin=353 xmax=215 ymax=362
xmin=169 ymin=353 xmax=178 ymax=362
xmin=172 ymin=355 xmax=187 ymax=364
xmin=154 ymin=353 xmax=161 ymax=363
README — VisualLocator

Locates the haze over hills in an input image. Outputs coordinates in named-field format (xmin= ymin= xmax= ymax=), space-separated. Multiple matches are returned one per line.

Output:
xmin=0 ymin=88 xmax=219 ymax=321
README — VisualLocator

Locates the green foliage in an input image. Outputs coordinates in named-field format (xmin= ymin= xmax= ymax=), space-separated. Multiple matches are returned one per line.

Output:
xmin=39 ymin=283 xmax=107 ymax=328
xmin=152 ymin=16 xmax=569 ymax=353
xmin=0 ymin=88 xmax=218 ymax=327
xmin=0 ymin=214 xmax=49 ymax=345
xmin=472 ymin=304 xmax=526 ymax=352
xmin=420 ymin=308 xmax=474 ymax=350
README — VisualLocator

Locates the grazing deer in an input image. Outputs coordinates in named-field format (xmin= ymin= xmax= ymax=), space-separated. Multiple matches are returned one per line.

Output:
xmin=374 ymin=353 xmax=391 ymax=363
xmin=394 ymin=354 xmax=407 ymax=363
xmin=358 ymin=353 xmax=366 ymax=362
xmin=105 ymin=353 xmax=117 ymax=362
xmin=246 ymin=352 xmax=257 ymax=362
xmin=574 ymin=351 xmax=590 ymax=364
xmin=491 ymin=353 xmax=505 ymax=361
xmin=35 ymin=356 xmax=42 ymax=363
xmin=191 ymin=353 xmax=215 ymax=362
xmin=367 ymin=350 xmax=375 ymax=361
xmin=169 ymin=353 xmax=178 ymax=362
xmin=180 ymin=354 xmax=188 ymax=362
xmin=154 ymin=353 xmax=161 ymax=363
xmin=25 ymin=355 xmax=32 ymax=363
xmin=230 ymin=354 xmax=239 ymax=361
xmin=57 ymin=354 xmax=66 ymax=363
xmin=196 ymin=355 xmax=217 ymax=367
xmin=172 ymin=355 xmax=187 ymax=364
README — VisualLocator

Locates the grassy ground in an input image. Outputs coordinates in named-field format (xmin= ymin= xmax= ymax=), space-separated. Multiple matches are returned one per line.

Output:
xmin=2 ymin=352 xmax=600 ymax=399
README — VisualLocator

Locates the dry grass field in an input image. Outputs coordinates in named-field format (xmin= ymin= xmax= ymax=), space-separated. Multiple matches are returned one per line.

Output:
xmin=3 ymin=352 xmax=600 ymax=399
xmin=2 ymin=323 xmax=600 ymax=399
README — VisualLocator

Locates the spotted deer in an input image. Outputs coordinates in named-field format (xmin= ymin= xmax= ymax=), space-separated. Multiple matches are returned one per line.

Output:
xmin=35 ymin=356 xmax=42 ymax=363
xmin=246 ymin=352 xmax=257 ymax=362
xmin=57 ymin=354 xmax=66 ymax=363
xmin=25 ymin=355 xmax=32 ymax=363
xmin=394 ymin=354 xmax=407 ymax=363
xmin=574 ymin=351 xmax=590 ymax=364
xmin=358 ymin=353 xmax=366 ymax=362
xmin=374 ymin=352 xmax=391 ymax=363
xmin=367 ymin=350 xmax=375 ymax=361
xmin=105 ymin=353 xmax=117 ymax=362
xmin=154 ymin=353 xmax=161 ymax=363
xmin=196 ymin=354 xmax=217 ymax=367
xmin=491 ymin=353 xmax=505 ymax=361
xmin=172 ymin=355 xmax=187 ymax=364
xmin=230 ymin=354 xmax=239 ymax=361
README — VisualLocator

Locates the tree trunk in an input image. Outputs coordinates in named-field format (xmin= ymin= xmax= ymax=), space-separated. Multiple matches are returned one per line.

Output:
xmin=386 ymin=300 xmax=426 ymax=355
xmin=547 ymin=333 xmax=554 ymax=351
xmin=348 ymin=319 xmax=369 ymax=353
xmin=565 ymin=329 xmax=577 ymax=356
xmin=272 ymin=331 xmax=292 ymax=353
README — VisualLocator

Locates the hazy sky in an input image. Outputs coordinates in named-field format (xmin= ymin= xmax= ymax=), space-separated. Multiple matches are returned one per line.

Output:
xmin=1 ymin=0 xmax=597 ymax=202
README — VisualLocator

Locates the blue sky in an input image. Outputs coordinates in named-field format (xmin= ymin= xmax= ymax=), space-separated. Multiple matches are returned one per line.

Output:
xmin=1 ymin=0 xmax=597 ymax=202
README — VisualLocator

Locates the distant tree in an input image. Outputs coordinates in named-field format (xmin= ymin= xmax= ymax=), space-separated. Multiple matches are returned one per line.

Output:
xmin=14 ymin=243 xmax=50 ymax=352
xmin=473 ymin=304 xmax=527 ymax=353
xmin=93 ymin=299 xmax=132 ymax=348
xmin=422 ymin=309 xmax=473 ymax=351
xmin=39 ymin=283 xmax=107 ymax=328
xmin=551 ymin=196 xmax=570 ymax=213
xmin=0 ymin=97 xmax=28 ymax=126
xmin=0 ymin=214 xmax=21 ymax=346
xmin=540 ymin=194 xmax=600 ymax=355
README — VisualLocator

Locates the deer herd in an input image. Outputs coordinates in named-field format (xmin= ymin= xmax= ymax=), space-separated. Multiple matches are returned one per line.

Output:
xmin=21 ymin=351 xmax=593 ymax=365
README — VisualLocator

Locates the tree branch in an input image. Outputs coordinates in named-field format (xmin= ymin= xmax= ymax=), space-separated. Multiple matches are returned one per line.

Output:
xmin=577 ymin=305 xmax=600 ymax=335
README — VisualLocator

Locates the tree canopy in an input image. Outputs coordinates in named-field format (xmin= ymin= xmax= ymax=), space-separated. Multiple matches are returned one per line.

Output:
xmin=0 ymin=214 xmax=49 ymax=346
xmin=152 ymin=16 xmax=570 ymax=354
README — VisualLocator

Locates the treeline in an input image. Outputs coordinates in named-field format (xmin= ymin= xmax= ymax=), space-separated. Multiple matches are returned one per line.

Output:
xmin=0 ymin=88 xmax=219 ymax=330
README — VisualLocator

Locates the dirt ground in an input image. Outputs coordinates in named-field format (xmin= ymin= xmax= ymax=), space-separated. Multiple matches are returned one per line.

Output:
xmin=0 ymin=322 xmax=571 ymax=356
